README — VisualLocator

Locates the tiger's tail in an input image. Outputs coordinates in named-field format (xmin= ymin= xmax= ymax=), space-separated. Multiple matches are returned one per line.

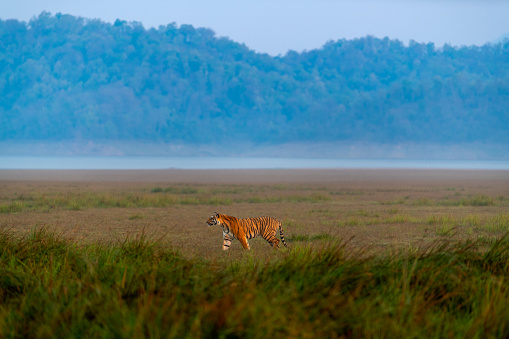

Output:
xmin=279 ymin=221 xmax=289 ymax=248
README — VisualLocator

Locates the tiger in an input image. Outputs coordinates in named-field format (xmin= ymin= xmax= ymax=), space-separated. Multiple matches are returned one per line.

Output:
xmin=206 ymin=212 xmax=288 ymax=250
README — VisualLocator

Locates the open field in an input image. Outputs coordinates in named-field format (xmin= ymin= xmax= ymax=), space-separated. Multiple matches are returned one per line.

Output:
xmin=1 ymin=169 xmax=509 ymax=258
xmin=1 ymin=169 xmax=509 ymax=337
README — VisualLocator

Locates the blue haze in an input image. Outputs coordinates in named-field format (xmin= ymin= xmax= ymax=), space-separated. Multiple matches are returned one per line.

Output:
xmin=1 ymin=156 xmax=509 ymax=170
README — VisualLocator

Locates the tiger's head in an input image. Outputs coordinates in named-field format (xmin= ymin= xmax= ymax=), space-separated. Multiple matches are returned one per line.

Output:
xmin=206 ymin=212 xmax=220 ymax=227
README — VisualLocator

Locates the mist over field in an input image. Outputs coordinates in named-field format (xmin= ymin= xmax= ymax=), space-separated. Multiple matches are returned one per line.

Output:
xmin=1 ymin=13 xmax=508 ymax=159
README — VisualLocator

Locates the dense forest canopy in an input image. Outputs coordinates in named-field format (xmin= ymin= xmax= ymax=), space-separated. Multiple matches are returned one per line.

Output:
xmin=1 ymin=13 xmax=508 ymax=154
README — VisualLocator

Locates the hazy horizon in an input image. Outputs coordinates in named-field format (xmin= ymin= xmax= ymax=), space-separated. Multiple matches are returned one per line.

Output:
xmin=1 ymin=154 xmax=509 ymax=170
xmin=2 ymin=0 xmax=508 ymax=55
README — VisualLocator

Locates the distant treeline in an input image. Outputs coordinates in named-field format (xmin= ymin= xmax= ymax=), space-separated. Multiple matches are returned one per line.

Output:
xmin=1 ymin=12 xmax=508 ymax=146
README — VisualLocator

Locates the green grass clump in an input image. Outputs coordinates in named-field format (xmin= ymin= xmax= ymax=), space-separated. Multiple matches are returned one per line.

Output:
xmin=340 ymin=218 xmax=363 ymax=227
xmin=244 ymin=193 xmax=331 ymax=204
xmin=410 ymin=194 xmax=499 ymax=207
xmin=463 ymin=194 xmax=495 ymax=206
xmin=482 ymin=214 xmax=509 ymax=233
xmin=3 ymin=229 xmax=509 ymax=337
xmin=289 ymin=232 xmax=334 ymax=242
xmin=0 ymin=201 xmax=24 ymax=213
xmin=427 ymin=215 xmax=454 ymax=226
xmin=151 ymin=186 xmax=199 ymax=194
xmin=412 ymin=198 xmax=434 ymax=206
xmin=440 ymin=194 xmax=495 ymax=207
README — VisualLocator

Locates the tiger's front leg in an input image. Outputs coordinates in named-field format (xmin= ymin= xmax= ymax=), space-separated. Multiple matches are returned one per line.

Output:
xmin=223 ymin=232 xmax=233 ymax=250
xmin=239 ymin=236 xmax=250 ymax=250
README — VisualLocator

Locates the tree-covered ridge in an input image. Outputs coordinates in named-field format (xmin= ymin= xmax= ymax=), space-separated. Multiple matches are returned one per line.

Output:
xmin=1 ymin=12 xmax=508 ymax=145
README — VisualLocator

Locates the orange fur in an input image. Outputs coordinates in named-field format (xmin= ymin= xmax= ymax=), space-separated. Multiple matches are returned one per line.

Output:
xmin=206 ymin=212 xmax=288 ymax=250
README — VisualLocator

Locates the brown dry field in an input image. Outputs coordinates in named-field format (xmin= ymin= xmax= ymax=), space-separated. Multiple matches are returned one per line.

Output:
xmin=1 ymin=169 xmax=509 ymax=260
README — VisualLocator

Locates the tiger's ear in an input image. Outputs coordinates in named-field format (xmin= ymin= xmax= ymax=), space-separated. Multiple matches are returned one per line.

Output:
xmin=214 ymin=212 xmax=219 ymax=216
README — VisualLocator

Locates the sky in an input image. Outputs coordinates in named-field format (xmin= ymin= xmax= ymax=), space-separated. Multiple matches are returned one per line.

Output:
xmin=1 ymin=0 xmax=509 ymax=55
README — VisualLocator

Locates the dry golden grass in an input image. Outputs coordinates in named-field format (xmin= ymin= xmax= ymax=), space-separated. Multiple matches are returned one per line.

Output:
xmin=1 ymin=169 xmax=508 ymax=260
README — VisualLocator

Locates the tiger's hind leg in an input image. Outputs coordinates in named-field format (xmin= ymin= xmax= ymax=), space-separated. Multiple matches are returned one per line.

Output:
xmin=270 ymin=238 xmax=280 ymax=249
xmin=263 ymin=230 xmax=280 ymax=249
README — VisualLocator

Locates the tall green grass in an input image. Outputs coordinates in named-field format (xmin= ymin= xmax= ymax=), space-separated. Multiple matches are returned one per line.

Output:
xmin=2 ymin=229 xmax=509 ymax=337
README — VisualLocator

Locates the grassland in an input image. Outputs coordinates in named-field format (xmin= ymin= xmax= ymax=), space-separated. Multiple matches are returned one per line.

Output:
xmin=1 ymin=169 xmax=509 ymax=337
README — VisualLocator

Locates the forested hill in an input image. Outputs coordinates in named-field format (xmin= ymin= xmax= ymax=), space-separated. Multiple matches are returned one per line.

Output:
xmin=1 ymin=13 xmax=508 ymax=154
